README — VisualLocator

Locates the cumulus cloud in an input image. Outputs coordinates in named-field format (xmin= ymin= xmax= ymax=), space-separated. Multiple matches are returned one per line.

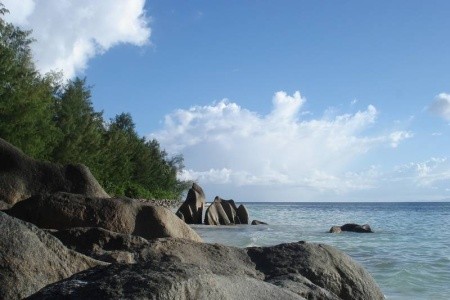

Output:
xmin=389 ymin=131 xmax=413 ymax=148
xmin=2 ymin=0 xmax=150 ymax=78
xmin=429 ymin=93 xmax=450 ymax=121
xmin=151 ymin=91 xmax=411 ymax=198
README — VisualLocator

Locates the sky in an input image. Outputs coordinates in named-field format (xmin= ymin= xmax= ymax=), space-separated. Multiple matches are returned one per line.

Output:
xmin=3 ymin=0 xmax=450 ymax=202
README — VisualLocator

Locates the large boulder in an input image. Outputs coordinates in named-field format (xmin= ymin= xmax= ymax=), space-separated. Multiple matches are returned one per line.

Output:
xmin=27 ymin=260 xmax=304 ymax=300
xmin=0 ymin=138 xmax=109 ymax=206
xmin=49 ymin=227 xmax=151 ymax=263
xmin=175 ymin=183 xmax=205 ymax=224
xmin=329 ymin=223 xmax=373 ymax=233
xmin=27 ymin=239 xmax=383 ymax=300
xmin=5 ymin=192 xmax=202 ymax=242
xmin=247 ymin=242 xmax=384 ymax=300
xmin=0 ymin=212 xmax=105 ymax=300
xmin=204 ymin=196 xmax=249 ymax=225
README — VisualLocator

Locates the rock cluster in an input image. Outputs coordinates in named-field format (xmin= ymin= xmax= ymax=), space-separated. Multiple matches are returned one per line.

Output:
xmin=175 ymin=185 xmax=261 ymax=226
xmin=27 ymin=238 xmax=384 ymax=300
xmin=204 ymin=196 xmax=250 ymax=225
xmin=0 ymin=138 xmax=384 ymax=299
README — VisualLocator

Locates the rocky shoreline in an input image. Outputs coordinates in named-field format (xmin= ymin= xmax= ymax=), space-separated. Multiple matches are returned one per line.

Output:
xmin=0 ymin=138 xmax=384 ymax=299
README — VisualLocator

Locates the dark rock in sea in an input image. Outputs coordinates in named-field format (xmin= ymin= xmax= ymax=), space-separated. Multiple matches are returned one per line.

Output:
xmin=329 ymin=223 xmax=373 ymax=233
xmin=237 ymin=204 xmax=249 ymax=224
xmin=175 ymin=182 xmax=205 ymax=224
xmin=251 ymin=219 xmax=268 ymax=225
xmin=0 ymin=138 xmax=109 ymax=206
xmin=204 ymin=196 xmax=249 ymax=225
xmin=5 ymin=192 xmax=202 ymax=242
xmin=27 ymin=239 xmax=383 ymax=300
xmin=0 ymin=212 xmax=105 ymax=300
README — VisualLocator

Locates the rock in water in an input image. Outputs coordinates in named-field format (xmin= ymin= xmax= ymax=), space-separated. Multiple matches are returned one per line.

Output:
xmin=329 ymin=223 xmax=373 ymax=233
xmin=27 ymin=239 xmax=384 ymax=300
xmin=0 ymin=138 xmax=109 ymax=206
xmin=0 ymin=212 xmax=105 ymax=300
xmin=251 ymin=219 xmax=268 ymax=225
xmin=204 ymin=196 xmax=249 ymax=225
xmin=175 ymin=183 xmax=205 ymax=224
xmin=237 ymin=204 xmax=249 ymax=224
xmin=5 ymin=192 xmax=202 ymax=242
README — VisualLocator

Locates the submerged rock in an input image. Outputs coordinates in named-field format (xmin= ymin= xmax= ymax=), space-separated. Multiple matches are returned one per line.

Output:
xmin=175 ymin=183 xmax=205 ymax=224
xmin=0 ymin=138 xmax=109 ymax=206
xmin=0 ymin=212 xmax=105 ymax=300
xmin=5 ymin=192 xmax=202 ymax=242
xmin=329 ymin=223 xmax=373 ymax=233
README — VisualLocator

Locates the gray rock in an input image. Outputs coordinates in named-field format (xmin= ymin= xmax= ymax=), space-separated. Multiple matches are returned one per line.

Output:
xmin=5 ymin=192 xmax=202 ymax=242
xmin=27 ymin=260 xmax=305 ymax=300
xmin=247 ymin=241 xmax=384 ymax=300
xmin=175 ymin=183 xmax=205 ymax=224
xmin=330 ymin=223 xmax=373 ymax=233
xmin=0 ymin=138 xmax=109 ymax=206
xmin=0 ymin=212 xmax=105 ymax=300
xmin=27 ymin=239 xmax=383 ymax=300
xmin=49 ymin=227 xmax=151 ymax=263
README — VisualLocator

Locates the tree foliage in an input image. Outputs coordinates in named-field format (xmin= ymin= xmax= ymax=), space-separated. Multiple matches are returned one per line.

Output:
xmin=0 ymin=4 xmax=190 ymax=199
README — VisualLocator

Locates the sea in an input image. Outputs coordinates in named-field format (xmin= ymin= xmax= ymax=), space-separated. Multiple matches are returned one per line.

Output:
xmin=190 ymin=202 xmax=450 ymax=300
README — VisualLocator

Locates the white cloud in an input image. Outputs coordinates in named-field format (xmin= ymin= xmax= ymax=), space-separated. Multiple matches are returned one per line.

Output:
xmin=394 ymin=157 xmax=450 ymax=187
xmin=429 ymin=93 xmax=450 ymax=121
xmin=2 ymin=0 xmax=151 ymax=79
xmin=151 ymin=91 xmax=412 ymax=198
xmin=389 ymin=131 xmax=413 ymax=148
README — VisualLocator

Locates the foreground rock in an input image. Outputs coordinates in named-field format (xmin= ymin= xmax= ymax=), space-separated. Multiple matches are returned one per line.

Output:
xmin=49 ymin=227 xmax=151 ymax=263
xmin=0 ymin=212 xmax=105 ymax=300
xmin=28 ymin=260 xmax=304 ymax=300
xmin=0 ymin=138 xmax=109 ymax=206
xmin=247 ymin=242 xmax=384 ymax=300
xmin=204 ymin=196 xmax=249 ymax=225
xmin=6 ymin=192 xmax=202 ymax=242
xmin=175 ymin=183 xmax=205 ymax=224
xmin=28 ymin=239 xmax=383 ymax=300
xmin=330 ymin=223 xmax=374 ymax=233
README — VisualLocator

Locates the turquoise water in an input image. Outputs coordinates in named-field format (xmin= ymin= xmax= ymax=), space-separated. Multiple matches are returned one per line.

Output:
xmin=191 ymin=202 xmax=450 ymax=300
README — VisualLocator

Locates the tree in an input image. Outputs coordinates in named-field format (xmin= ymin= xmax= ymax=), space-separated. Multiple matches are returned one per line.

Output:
xmin=0 ymin=5 xmax=61 ymax=159
xmin=51 ymin=78 xmax=104 ymax=172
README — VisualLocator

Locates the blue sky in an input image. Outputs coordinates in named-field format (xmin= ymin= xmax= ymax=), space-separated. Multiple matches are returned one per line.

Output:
xmin=4 ymin=0 xmax=450 ymax=201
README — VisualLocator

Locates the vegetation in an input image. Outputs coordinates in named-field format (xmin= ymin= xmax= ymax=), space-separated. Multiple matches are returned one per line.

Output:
xmin=0 ymin=4 xmax=191 ymax=199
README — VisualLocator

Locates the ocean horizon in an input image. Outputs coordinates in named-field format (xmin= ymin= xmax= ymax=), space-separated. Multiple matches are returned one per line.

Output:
xmin=192 ymin=201 xmax=450 ymax=300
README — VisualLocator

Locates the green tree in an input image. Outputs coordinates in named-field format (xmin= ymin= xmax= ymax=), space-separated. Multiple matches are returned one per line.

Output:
xmin=51 ymin=77 xmax=104 ymax=172
xmin=0 ymin=5 xmax=61 ymax=159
